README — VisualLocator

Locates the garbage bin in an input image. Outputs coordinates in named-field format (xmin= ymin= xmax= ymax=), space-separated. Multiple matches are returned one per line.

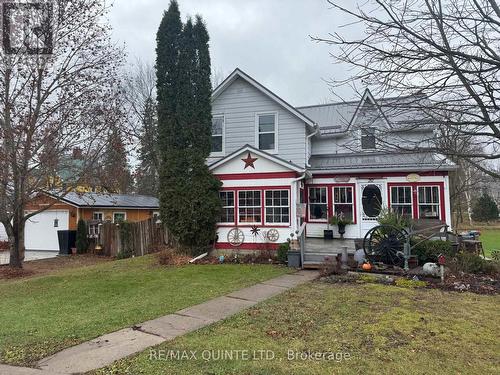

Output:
xmin=58 ymin=230 xmax=77 ymax=255
xmin=287 ymin=251 xmax=301 ymax=268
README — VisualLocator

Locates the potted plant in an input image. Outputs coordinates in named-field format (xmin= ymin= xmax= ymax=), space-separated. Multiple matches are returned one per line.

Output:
xmin=322 ymin=207 xmax=334 ymax=240
xmin=329 ymin=212 xmax=353 ymax=239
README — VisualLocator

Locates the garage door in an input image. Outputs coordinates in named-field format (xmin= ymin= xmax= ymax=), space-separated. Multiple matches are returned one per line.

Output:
xmin=25 ymin=211 xmax=69 ymax=251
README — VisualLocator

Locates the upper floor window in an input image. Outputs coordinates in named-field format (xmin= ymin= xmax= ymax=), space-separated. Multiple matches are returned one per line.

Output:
xmin=361 ymin=127 xmax=376 ymax=150
xmin=257 ymin=113 xmax=277 ymax=152
xmin=211 ymin=115 xmax=224 ymax=154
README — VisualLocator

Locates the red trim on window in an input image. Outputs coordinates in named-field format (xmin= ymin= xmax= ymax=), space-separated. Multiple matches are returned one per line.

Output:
xmin=387 ymin=182 xmax=446 ymax=221
xmin=219 ymin=186 xmax=292 ymax=227
xmin=306 ymin=183 xmax=357 ymax=224
xmin=215 ymin=172 xmax=298 ymax=180
xmin=214 ymin=242 xmax=279 ymax=251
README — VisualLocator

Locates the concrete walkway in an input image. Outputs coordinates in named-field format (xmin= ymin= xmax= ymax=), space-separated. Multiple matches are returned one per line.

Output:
xmin=0 ymin=270 xmax=318 ymax=375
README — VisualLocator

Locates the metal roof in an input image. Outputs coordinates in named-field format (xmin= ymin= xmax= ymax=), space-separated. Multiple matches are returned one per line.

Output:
xmin=51 ymin=192 xmax=159 ymax=208
xmin=309 ymin=152 xmax=457 ymax=172
xmin=297 ymin=93 xmax=433 ymax=134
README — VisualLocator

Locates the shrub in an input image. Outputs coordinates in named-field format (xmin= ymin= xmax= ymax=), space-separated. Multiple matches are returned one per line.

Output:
xmin=449 ymin=252 xmax=499 ymax=275
xmin=472 ymin=193 xmax=499 ymax=222
xmin=157 ymin=249 xmax=192 ymax=266
xmin=319 ymin=257 xmax=340 ymax=277
xmin=75 ymin=219 xmax=89 ymax=254
xmin=277 ymin=242 xmax=289 ymax=264
xmin=378 ymin=208 xmax=412 ymax=230
xmin=117 ymin=221 xmax=134 ymax=259
xmin=412 ymin=240 xmax=454 ymax=264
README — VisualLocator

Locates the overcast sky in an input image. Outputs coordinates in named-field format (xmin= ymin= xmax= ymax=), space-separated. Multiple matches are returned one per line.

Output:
xmin=109 ymin=0 xmax=362 ymax=106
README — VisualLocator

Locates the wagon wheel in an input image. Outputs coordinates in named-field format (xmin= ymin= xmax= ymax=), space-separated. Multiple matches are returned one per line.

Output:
xmin=363 ymin=225 xmax=408 ymax=267
xmin=266 ymin=229 xmax=280 ymax=242
xmin=227 ymin=228 xmax=245 ymax=247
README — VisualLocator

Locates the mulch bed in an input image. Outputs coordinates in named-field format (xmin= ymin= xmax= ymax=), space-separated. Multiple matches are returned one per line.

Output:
xmin=426 ymin=273 xmax=500 ymax=295
xmin=323 ymin=268 xmax=499 ymax=295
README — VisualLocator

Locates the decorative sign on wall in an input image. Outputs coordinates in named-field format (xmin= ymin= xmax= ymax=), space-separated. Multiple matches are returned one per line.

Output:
xmin=335 ymin=176 xmax=351 ymax=183
xmin=296 ymin=203 xmax=307 ymax=218
xmin=406 ymin=173 xmax=421 ymax=182
xmin=241 ymin=152 xmax=258 ymax=169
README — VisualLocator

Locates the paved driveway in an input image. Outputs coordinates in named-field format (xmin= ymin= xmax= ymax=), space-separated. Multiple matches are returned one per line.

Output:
xmin=0 ymin=251 xmax=59 ymax=265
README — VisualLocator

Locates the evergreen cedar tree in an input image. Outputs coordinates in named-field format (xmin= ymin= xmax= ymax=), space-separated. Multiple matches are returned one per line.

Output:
xmin=156 ymin=0 xmax=222 ymax=255
xmin=472 ymin=193 xmax=499 ymax=223
xmin=136 ymin=97 xmax=159 ymax=196
xmin=76 ymin=219 xmax=89 ymax=254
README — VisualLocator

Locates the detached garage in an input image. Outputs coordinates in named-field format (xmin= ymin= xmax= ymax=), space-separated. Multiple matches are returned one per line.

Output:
xmin=25 ymin=211 xmax=70 ymax=252
xmin=24 ymin=192 xmax=159 ymax=253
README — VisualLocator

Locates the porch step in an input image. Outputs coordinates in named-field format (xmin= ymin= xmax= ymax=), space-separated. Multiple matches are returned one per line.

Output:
xmin=303 ymin=252 xmax=344 ymax=264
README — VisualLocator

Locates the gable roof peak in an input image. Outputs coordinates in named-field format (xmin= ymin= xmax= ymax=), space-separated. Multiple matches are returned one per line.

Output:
xmin=350 ymin=88 xmax=391 ymax=128
xmin=212 ymin=68 xmax=316 ymax=128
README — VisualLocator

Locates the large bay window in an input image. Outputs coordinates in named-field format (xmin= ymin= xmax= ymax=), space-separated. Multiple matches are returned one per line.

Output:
xmin=333 ymin=187 xmax=354 ymax=222
xmin=309 ymin=187 xmax=327 ymax=220
xmin=418 ymin=186 xmax=440 ymax=219
xmin=219 ymin=191 xmax=235 ymax=223
xmin=391 ymin=186 xmax=413 ymax=217
xmin=211 ymin=116 xmax=224 ymax=154
xmin=257 ymin=113 xmax=277 ymax=152
xmin=265 ymin=190 xmax=290 ymax=224
xmin=238 ymin=190 xmax=262 ymax=224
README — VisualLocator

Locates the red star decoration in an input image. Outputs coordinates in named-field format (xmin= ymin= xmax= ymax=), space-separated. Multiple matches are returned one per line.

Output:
xmin=241 ymin=152 xmax=258 ymax=169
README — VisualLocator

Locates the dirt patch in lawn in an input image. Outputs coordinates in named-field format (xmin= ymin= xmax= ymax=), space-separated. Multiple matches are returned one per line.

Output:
xmin=0 ymin=255 xmax=113 ymax=280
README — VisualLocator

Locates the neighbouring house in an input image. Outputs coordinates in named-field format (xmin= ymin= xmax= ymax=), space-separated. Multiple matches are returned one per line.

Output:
xmin=209 ymin=69 xmax=456 ymax=252
xmin=23 ymin=192 xmax=159 ymax=252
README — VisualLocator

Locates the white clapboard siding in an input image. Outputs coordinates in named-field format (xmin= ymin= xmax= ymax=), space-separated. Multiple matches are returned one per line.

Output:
xmin=0 ymin=223 xmax=7 ymax=241
xmin=212 ymin=77 xmax=307 ymax=167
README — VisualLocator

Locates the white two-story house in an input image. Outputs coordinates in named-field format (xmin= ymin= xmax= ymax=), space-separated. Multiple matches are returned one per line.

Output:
xmin=209 ymin=69 xmax=455 ymax=251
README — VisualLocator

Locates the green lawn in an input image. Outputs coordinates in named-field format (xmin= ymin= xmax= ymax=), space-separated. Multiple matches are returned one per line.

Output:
xmin=94 ymin=282 xmax=500 ymax=375
xmin=0 ymin=256 xmax=288 ymax=366
xmin=480 ymin=229 xmax=500 ymax=257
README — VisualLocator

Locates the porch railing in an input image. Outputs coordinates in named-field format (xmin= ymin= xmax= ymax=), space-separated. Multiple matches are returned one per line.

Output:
xmin=297 ymin=222 xmax=307 ymax=269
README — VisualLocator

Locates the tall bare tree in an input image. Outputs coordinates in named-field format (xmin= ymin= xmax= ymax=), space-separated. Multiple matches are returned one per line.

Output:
xmin=0 ymin=0 xmax=125 ymax=268
xmin=314 ymin=0 xmax=500 ymax=179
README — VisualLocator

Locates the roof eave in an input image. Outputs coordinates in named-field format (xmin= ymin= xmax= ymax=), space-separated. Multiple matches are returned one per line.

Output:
xmin=309 ymin=165 xmax=457 ymax=174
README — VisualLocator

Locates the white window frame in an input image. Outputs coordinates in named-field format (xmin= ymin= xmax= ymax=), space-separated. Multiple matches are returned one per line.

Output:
xmin=308 ymin=187 xmax=328 ymax=222
xmin=92 ymin=212 xmax=104 ymax=221
xmin=113 ymin=212 xmax=127 ymax=223
xmin=360 ymin=127 xmax=377 ymax=150
xmin=390 ymin=186 xmax=413 ymax=217
xmin=417 ymin=186 xmax=441 ymax=220
xmin=238 ymin=190 xmax=262 ymax=225
xmin=255 ymin=112 xmax=278 ymax=153
xmin=218 ymin=191 xmax=235 ymax=224
xmin=264 ymin=190 xmax=290 ymax=225
xmin=210 ymin=114 xmax=225 ymax=157
xmin=333 ymin=186 xmax=354 ymax=222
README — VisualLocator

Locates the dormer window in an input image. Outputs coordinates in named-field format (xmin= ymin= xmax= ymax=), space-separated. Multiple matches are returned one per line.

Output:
xmin=361 ymin=127 xmax=376 ymax=150
xmin=257 ymin=113 xmax=277 ymax=152
xmin=211 ymin=115 xmax=224 ymax=155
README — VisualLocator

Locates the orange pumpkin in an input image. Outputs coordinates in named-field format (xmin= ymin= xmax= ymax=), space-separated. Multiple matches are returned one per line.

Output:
xmin=362 ymin=262 xmax=372 ymax=271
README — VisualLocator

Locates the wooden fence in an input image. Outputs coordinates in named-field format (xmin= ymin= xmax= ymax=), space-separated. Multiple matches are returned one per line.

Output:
xmin=93 ymin=218 xmax=169 ymax=257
